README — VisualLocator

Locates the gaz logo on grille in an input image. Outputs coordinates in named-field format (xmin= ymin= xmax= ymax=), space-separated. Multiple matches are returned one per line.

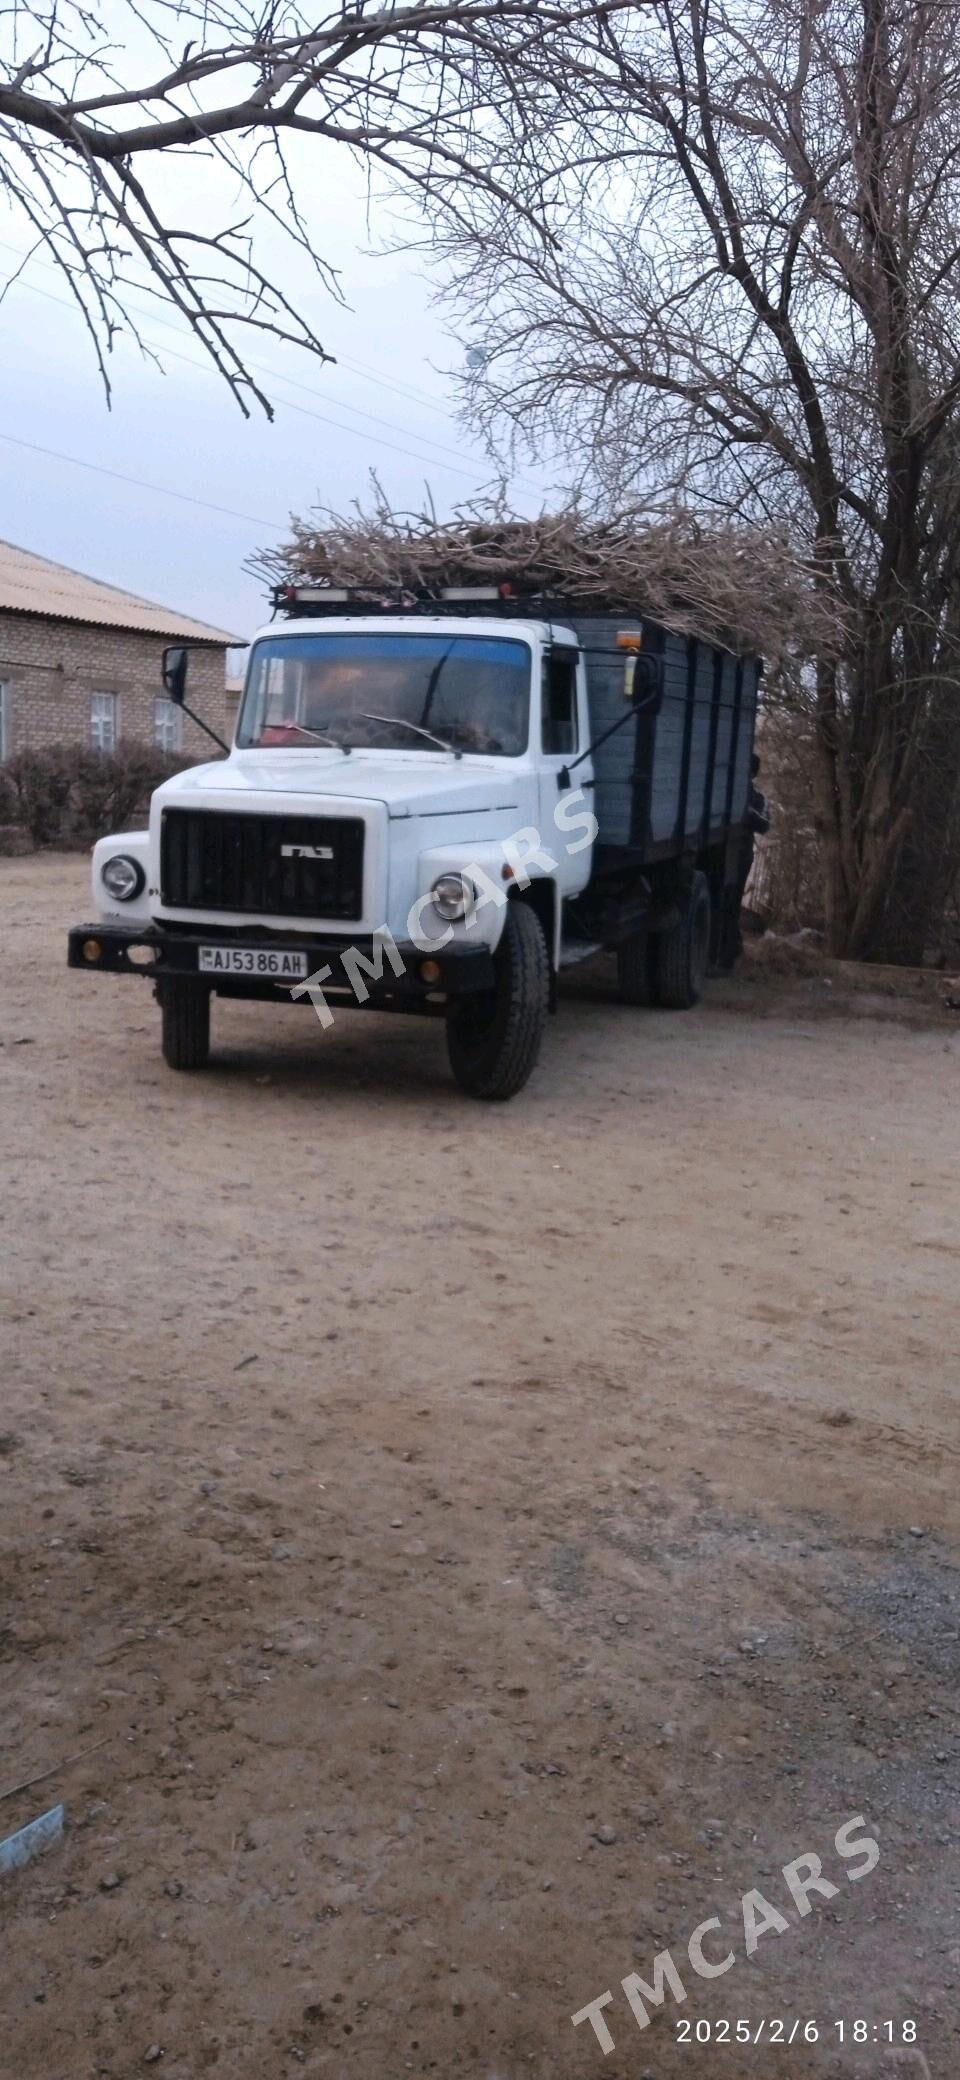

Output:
xmin=280 ymin=843 xmax=334 ymax=860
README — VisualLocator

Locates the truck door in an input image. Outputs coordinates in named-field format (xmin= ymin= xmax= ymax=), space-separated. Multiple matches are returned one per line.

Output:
xmin=538 ymin=644 xmax=595 ymax=903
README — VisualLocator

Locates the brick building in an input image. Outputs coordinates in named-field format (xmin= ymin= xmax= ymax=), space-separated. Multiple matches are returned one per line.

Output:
xmin=0 ymin=540 xmax=238 ymax=762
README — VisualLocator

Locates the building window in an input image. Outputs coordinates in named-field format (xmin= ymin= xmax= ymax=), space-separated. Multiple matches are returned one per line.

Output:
xmin=91 ymin=691 xmax=117 ymax=753
xmin=0 ymin=683 xmax=8 ymax=763
xmin=154 ymin=696 xmax=182 ymax=754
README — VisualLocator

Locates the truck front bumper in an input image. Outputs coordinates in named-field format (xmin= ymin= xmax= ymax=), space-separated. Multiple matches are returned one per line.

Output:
xmin=67 ymin=923 xmax=496 ymax=1009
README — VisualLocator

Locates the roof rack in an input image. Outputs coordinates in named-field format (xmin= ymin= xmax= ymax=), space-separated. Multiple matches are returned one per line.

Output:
xmin=271 ymin=580 xmax=606 ymax=621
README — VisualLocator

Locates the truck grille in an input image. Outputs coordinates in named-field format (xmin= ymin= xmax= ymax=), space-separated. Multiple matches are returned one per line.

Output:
xmin=161 ymin=808 xmax=364 ymax=921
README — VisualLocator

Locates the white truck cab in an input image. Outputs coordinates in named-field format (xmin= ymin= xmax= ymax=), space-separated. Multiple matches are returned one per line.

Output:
xmin=69 ymin=590 xmax=759 ymax=1097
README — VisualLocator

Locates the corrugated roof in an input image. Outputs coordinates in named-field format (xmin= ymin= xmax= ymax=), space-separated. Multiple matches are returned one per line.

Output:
xmin=0 ymin=539 xmax=239 ymax=644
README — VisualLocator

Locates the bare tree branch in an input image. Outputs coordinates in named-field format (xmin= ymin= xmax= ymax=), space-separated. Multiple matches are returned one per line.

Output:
xmin=0 ymin=0 xmax=638 ymax=412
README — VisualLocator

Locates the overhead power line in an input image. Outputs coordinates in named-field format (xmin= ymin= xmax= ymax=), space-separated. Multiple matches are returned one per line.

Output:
xmin=0 ymin=428 xmax=286 ymax=528
xmin=0 ymin=238 xmax=552 ymax=500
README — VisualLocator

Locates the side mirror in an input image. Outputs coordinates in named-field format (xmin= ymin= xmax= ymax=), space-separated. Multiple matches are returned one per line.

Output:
xmin=162 ymin=644 xmax=188 ymax=705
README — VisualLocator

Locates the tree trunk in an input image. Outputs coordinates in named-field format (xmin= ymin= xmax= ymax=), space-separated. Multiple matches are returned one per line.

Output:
xmin=812 ymin=659 xmax=857 ymax=954
xmin=813 ymin=646 xmax=916 ymax=961
xmin=871 ymin=671 xmax=960 ymax=962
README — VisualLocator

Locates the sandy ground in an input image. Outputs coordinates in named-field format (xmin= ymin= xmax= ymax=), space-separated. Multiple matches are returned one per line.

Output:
xmin=2 ymin=851 xmax=960 ymax=2080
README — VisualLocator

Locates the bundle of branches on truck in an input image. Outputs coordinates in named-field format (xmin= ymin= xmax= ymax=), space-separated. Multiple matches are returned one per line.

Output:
xmin=253 ymin=499 xmax=834 ymax=668
xmin=68 ymin=501 xmax=821 ymax=1099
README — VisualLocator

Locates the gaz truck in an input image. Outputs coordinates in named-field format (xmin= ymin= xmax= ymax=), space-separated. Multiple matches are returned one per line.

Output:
xmin=68 ymin=583 xmax=760 ymax=1099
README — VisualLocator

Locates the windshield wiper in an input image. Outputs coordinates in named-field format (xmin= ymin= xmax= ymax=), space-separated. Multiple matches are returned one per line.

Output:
xmin=271 ymin=722 xmax=351 ymax=753
xmin=357 ymin=712 xmax=461 ymax=759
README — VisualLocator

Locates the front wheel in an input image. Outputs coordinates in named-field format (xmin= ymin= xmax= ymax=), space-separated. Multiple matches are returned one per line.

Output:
xmin=159 ymin=981 xmax=211 ymax=1070
xmin=446 ymin=902 xmax=549 ymax=1099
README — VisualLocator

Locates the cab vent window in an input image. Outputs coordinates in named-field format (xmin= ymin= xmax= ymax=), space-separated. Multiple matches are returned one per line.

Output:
xmin=542 ymin=655 xmax=578 ymax=755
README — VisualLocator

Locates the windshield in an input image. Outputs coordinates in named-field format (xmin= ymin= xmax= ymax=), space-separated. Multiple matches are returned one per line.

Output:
xmin=238 ymin=632 xmax=531 ymax=756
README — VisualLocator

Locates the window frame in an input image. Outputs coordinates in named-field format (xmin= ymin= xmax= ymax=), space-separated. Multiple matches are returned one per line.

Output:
xmin=91 ymin=690 xmax=118 ymax=754
xmin=154 ymin=694 xmax=182 ymax=754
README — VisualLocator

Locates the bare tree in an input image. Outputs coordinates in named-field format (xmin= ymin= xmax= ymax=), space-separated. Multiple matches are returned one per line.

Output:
xmin=0 ymin=0 xmax=615 ymax=416
xmin=441 ymin=0 xmax=960 ymax=960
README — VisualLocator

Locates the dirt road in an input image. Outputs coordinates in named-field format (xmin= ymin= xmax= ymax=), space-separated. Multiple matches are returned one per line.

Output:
xmin=2 ymin=853 xmax=959 ymax=2080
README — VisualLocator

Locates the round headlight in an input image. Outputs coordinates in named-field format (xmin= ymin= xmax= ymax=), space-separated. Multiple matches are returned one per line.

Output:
xmin=101 ymin=854 xmax=145 ymax=902
xmin=432 ymin=872 xmax=475 ymax=921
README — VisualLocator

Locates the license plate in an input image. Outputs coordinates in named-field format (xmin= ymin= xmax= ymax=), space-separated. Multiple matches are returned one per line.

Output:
xmin=198 ymin=946 xmax=309 ymax=979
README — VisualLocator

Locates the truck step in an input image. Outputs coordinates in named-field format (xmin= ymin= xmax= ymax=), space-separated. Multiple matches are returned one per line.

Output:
xmin=559 ymin=938 xmax=604 ymax=968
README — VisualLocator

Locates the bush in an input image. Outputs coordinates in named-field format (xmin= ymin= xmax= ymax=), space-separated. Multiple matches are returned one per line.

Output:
xmin=4 ymin=744 xmax=78 ymax=846
xmin=68 ymin=742 xmax=188 ymax=846
xmin=1 ymin=741 xmax=203 ymax=848
xmin=0 ymin=759 xmax=18 ymax=826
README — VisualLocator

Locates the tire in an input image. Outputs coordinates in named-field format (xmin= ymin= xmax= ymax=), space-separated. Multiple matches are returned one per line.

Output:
xmin=446 ymin=901 xmax=549 ymax=1099
xmin=159 ymin=981 xmax=211 ymax=1070
xmin=616 ymin=929 xmax=658 ymax=1006
xmin=654 ymin=872 xmax=712 ymax=1009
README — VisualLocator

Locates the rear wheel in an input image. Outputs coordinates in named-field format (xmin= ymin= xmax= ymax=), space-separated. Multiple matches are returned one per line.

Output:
xmin=616 ymin=929 xmax=658 ymax=1006
xmin=446 ymin=901 xmax=549 ymax=1100
xmin=159 ymin=981 xmax=211 ymax=1070
xmin=654 ymin=872 xmax=712 ymax=1009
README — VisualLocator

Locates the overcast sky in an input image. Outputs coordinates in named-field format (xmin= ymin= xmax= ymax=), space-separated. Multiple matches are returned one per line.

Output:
xmin=0 ymin=149 xmax=557 ymax=646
